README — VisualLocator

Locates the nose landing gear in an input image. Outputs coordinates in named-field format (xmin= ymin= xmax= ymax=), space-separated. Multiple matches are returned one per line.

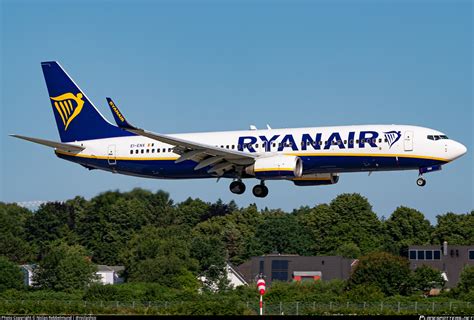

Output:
xmin=416 ymin=177 xmax=426 ymax=187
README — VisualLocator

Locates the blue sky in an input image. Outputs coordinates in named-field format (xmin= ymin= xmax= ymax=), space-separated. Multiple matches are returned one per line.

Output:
xmin=1 ymin=0 xmax=472 ymax=222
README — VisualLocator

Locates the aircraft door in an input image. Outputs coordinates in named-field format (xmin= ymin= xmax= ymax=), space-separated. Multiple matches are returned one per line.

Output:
xmin=404 ymin=131 xmax=413 ymax=151
xmin=107 ymin=145 xmax=117 ymax=165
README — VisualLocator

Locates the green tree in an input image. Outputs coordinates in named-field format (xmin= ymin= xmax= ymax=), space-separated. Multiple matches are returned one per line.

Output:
xmin=76 ymin=189 xmax=175 ymax=265
xmin=384 ymin=206 xmax=432 ymax=256
xmin=253 ymin=214 xmax=313 ymax=255
xmin=175 ymin=197 xmax=211 ymax=227
xmin=296 ymin=194 xmax=384 ymax=255
xmin=33 ymin=242 xmax=98 ymax=291
xmin=296 ymin=204 xmax=337 ymax=254
xmin=432 ymin=211 xmax=474 ymax=245
xmin=328 ymin=194 xmax=384 ymax=254
xmin=349 ymin=252 xmax=412 ymax=296
xmin=0 ymin=256 xmax=24 ymax=292
xmin=26 ymin=201 xmax=79 ymax=252
xmin=190 ymin=232 xmax=228 ymax=290
xmin=412 ymin=265 xmax=445 ymax=291
xmin=457 ymin=265 xmax=474 ymax=294
xmin=335 ymin=242 xmax=361 ymax=259
xmin=0 ymin=203 xmax=33 ymax=262
xmin=193 ymin=204 xmax=264 ymax=265
xmin=121 ymin=226 xmax=199 ymax=289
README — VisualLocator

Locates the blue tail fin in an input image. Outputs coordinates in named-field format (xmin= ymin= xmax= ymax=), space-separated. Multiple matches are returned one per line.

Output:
xmin=41 ymin=61 xmax=134 ymax=142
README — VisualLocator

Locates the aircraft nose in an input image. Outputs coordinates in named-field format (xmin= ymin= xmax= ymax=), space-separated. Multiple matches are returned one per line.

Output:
xmin=450 ymin=141 xmax=467 ymax=160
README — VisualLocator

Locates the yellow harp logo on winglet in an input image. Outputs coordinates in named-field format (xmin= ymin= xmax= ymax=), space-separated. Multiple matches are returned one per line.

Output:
xmin=50 ymin=92 xmax=85 ymax=130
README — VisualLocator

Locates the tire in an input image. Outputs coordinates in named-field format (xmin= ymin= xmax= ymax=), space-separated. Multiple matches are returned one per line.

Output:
xmin=416 ymin=178 xmax=426 ymax=187
xmin=252 ymin=184 xmax=269 ymax=198
xmin=230 ymin=181 xmax=246 ymax=194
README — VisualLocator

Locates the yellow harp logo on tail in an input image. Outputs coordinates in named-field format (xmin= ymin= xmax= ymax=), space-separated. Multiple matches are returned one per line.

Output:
xmin=50 ymin=92 xmax=85 ymax=130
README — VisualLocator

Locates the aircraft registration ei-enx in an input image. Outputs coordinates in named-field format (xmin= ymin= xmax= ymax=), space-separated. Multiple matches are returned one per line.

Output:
xmin=11 ymin=62 xmax=467 ymax=198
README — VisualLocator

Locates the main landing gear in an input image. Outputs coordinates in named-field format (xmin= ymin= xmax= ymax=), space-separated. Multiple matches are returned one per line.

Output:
xmin=229 ymin=180 xmax=246 ymax=195
xmin=229 ymin=180 xmax=269 ymax=198
xmin=252 ymin=182 xmax=269 ymax=198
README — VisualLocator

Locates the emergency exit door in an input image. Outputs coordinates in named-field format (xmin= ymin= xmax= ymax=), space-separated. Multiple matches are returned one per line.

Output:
xmin=108 ymin=145 xmax=116 ymax=165
xmin=404 ymin=131 xmax=413 ymax=151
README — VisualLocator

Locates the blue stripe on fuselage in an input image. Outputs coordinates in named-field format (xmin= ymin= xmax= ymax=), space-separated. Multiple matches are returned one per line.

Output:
xmin=56 ymin=152 xmax=448 ymax=179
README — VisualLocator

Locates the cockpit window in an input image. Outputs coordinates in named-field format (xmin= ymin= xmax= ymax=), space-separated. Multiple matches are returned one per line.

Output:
xmin=427 ymin=135 xmax=449 ymax=140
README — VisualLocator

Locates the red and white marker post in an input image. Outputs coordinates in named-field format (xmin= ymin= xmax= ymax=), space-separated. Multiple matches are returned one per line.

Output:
xmin=257 ymin=278 xmax=266 ymax=315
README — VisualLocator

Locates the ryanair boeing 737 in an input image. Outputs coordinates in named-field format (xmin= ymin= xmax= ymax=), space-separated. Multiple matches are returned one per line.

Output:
xmin=11 ymin=62 xmax=467 ymax=198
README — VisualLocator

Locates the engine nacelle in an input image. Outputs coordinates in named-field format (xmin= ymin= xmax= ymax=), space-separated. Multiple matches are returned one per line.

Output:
xmin=246 ymin=155 xmax=303 ymax=179
xmin=292 ymin=173 xmax=339 ymax=186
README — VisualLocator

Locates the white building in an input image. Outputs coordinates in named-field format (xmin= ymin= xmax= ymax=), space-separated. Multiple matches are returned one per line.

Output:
xmin=20 ymin=264 xmax=125 ymax=286
xmin=96 ymin=265 xmax=124 ymax=285
xmin=199 ymin=263 xmax=248 ymax=292
xmin=20 ymin=264 xmax=36 ymax=286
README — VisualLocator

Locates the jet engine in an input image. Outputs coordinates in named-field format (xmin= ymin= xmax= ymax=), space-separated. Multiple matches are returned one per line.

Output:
xmin=245 ymin=155 xmax=303 ymax=179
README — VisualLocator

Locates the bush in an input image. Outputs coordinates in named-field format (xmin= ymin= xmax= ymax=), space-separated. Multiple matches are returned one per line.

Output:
xmin=0 ymin=257 xmax=24 ymax=292
xmin=349 ymin=252 xmax=412 ymax=296
xmin=412 ymin=265 xmax=445 ymax=291
xmin=457 ymin=266 xmax=474 ymax=294
xmin=344 ymin=284 xmax=384 ymax=302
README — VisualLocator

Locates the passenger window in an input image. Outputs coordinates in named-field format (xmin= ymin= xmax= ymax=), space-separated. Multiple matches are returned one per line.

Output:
xmin=168 ymin=148 xmax=172 ymax=152
xmin=378 ymin=138 xmax=382 ymax=143
xmin=135 ymin=150 xmax=139 ymax=154
xmin=152 ymin=149 xmax=155 ymax=153
xmin=130 ymin=150 xmax=133 ymax=154
xmin=344 ymin=140 xmax=347 ymax=144
xmin=231 ymin=145 xmax=235 ymax=149
xmin=273 ymin=143 xmax=276 ymax=147
xmin=255 ymin=144 xmax=259 ymax=148
xmin=384 ymin=138 xmax=388 ymax=142
xmin=319 ymin=141 xmax=323 ymax=145
xmin=146 ymin=149 xmax=149 ymax=153
xmin=141 ymin=149 xmax=144 ymax=154
xmin=162 ymin=148 xmax=166 ymax=152
xmin=157 ymin=149 xmax=160 ymax=153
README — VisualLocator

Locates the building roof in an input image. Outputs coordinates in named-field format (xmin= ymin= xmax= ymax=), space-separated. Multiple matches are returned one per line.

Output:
xmin=227 ymin=262 xmax=248 ymax=285
xmin=96 ymin=265 xmax=125 ymax=272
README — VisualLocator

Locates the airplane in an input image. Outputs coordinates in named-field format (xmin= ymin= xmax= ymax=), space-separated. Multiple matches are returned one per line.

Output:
xmin=11 ymin=61 xmax=467 ymax=198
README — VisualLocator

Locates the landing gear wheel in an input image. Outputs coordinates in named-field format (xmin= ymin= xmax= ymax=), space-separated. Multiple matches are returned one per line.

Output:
xmin=229 ymin=181 xmax=246 ymax=194
xmin=416 ymin=177 xmax=426 ymax=187
xmin=252 ymin=184 xmax=269 ymax=198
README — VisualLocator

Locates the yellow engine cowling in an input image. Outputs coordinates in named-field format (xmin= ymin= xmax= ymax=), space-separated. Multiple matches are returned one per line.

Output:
xmin=292 ymin=173 xmax=339 ymax=186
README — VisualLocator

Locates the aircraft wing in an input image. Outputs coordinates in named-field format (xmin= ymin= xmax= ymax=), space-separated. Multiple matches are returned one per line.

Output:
xmin=10 ymin=134 xmax=85 ymax=152
xmin=106 ymin=98 xmax=256 ymax=176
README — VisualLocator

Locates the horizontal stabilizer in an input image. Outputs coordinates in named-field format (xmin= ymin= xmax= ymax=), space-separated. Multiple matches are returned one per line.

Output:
xmin=10 ymin=134 xmax=85 ymax=152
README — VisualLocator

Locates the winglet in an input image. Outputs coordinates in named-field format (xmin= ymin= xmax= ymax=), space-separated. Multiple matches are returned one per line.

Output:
xmin=106 ymin=97 xmax=137 ymax=130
